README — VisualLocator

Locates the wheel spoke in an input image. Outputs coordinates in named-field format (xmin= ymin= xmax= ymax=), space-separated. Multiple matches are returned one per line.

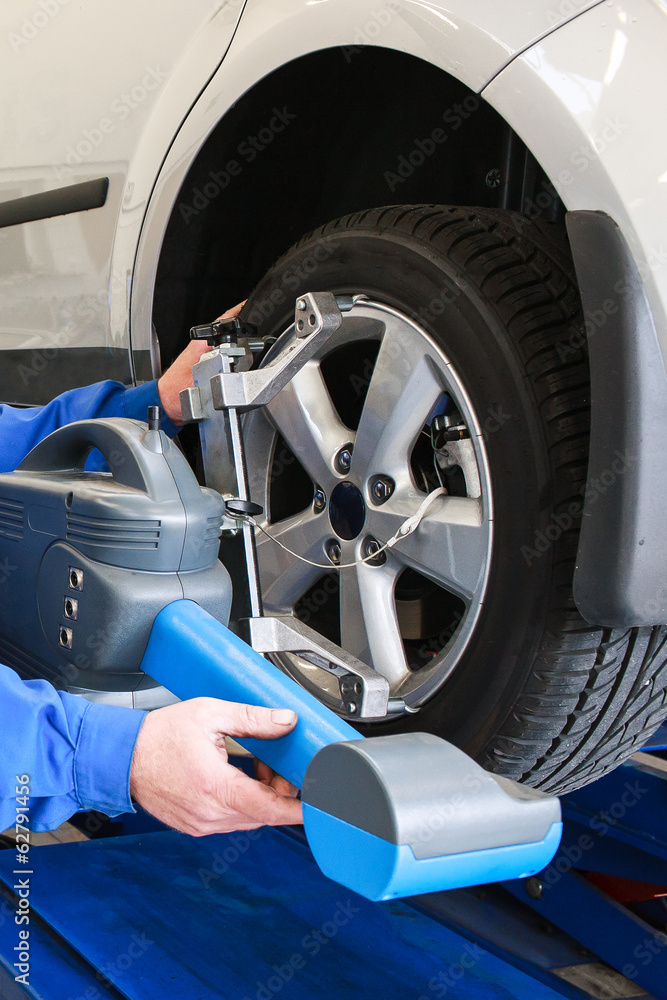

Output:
xmin=351 ymin=315 xmax=444 ymax=481
xmin=339 ymin=562 xmax=409 ymax=687
xmin=265 ymin=360 xmax=350 ymax=489
xmin=256 ymin=509 xmax=329 ymax=612
xmin=366 ymin=493 xmax=489 ymax=602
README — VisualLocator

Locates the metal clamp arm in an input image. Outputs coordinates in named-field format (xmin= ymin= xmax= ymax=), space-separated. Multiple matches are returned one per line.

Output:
xmin=209 ymin=293 xmax=342 ymax=412
xmin=245 ymin=615 xmax=393 ymax=720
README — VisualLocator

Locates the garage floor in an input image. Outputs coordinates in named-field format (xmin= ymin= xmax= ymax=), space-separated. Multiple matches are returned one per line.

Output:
xmin=0 ymin=817 xmax=657 ymax=1000
xmin=0 ymin=825 xmax=569 ymax=1000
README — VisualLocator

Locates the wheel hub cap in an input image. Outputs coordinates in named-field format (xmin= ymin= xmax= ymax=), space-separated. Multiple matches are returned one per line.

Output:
xmin=329 ymin=481 xmax=366 ymax=540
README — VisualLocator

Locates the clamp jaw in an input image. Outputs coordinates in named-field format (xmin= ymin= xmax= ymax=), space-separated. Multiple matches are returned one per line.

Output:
xmin=246 ymin=615 xmax=394 ymax=720
xmin=179 ymin=293 xmax=397 ymax=720
xmin=181 ymin=294 xmax=345 ymax=419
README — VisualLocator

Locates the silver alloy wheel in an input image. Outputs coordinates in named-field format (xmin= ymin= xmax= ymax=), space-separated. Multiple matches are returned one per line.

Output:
xmin=243 ymin=297 xmax=493 ymax=718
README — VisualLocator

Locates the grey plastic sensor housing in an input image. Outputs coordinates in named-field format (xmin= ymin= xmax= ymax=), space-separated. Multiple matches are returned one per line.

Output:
xmin=0 ymin=418 xmax=232 ymax=700
xmin=302 ymin=733 xmax=561 ymax=859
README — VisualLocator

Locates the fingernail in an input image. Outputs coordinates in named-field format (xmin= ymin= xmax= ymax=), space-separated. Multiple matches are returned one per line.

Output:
xmin=271 ymin=709 xmax=296 ymax=726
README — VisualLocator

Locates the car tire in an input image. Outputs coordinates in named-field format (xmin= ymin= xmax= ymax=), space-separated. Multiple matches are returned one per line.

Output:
xmin=242 ymin=204 xmax=667 ymax=794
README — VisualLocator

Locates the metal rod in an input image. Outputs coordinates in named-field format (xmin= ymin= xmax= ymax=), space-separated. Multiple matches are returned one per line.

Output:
xmin=227 ymin=405 xmax=263 ymax=618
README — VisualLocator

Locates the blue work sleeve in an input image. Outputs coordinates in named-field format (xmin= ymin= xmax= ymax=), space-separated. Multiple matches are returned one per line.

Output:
xmin=0 ymin=380 xmax=178 ymax=473
xmin=0 ymin=665 xmax=146 ymax=833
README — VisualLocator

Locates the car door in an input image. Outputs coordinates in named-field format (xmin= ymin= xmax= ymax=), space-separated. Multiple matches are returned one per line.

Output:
xmin=0 ymin=0 xmax=246 ymax=404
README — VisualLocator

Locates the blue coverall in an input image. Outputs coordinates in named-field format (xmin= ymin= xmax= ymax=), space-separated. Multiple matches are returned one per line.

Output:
xmin=0 ymin=379 xmax=177 ymax=833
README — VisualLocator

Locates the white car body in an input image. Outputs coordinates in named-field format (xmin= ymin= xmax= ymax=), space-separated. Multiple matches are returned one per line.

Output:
xmin=2 ymin=0 xmax=665 ymax=381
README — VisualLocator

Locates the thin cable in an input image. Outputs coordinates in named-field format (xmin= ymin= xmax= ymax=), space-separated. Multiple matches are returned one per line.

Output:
xmin=244 ymin=487 xmax=447 ymax=570
xmin=432 ymin=454 xmax=444 ymax=488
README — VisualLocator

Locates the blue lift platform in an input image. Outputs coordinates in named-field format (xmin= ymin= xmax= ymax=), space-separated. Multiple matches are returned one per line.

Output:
xmin=0 ymin=729 xmax=664 ymax=1000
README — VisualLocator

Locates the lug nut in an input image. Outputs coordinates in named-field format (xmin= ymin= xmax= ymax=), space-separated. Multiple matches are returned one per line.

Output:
xmin=336 ymin=445 xmax=353 ymax=474
xmin=327 ymin=540 xmax=342 ymax=566
xmin=363 ymin=536 xmax=386 ymax=565
xmin=371 ymin=476 xmax=394 ymax=504
xmin=313 ymin=487 xmax=326 ymax=513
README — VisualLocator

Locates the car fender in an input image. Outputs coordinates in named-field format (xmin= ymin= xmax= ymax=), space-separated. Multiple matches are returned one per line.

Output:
xmin=483 ymin=0 xmax=667 ymax=624
xmin=129 ymin=0 xmax=604 ymax=358
xmin=0 ymin=0 xmax=246 ymax=398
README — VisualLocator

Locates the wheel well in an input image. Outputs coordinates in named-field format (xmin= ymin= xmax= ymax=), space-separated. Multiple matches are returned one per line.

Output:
xmin=153 ymin=46 xmax=564 ymax=364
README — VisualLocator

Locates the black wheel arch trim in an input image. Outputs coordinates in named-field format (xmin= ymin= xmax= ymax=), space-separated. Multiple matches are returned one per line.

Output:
xmin=566 ymin=209 xmax=667 ymax=626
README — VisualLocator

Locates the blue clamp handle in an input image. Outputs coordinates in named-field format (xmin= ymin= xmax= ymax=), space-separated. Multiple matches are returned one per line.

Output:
xmin=140 ymin=599 xmax=359 ymax=787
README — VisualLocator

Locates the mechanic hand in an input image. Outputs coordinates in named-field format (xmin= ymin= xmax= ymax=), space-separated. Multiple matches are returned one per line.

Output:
xmin=157 ymin=300 xmax=246 ymax=425
xmin=254 ymin=758 xmax=301 ymax=798
xmin=129 ymin=697 xmax=302 ymax=836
